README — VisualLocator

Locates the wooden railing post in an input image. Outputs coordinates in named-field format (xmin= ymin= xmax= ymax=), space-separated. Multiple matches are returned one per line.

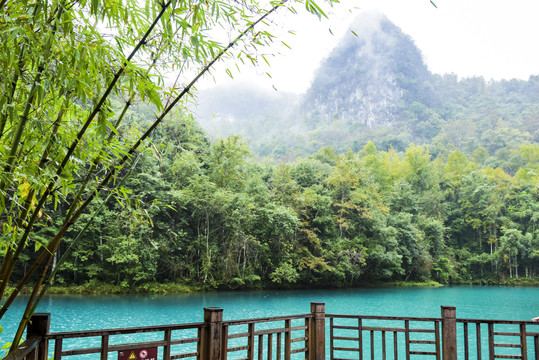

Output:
xmin=310 ymin=302 xmax=325 ymax=360
xmin=27 ymin=313 xmax=50 ymax=360
xmin=534 ymin=335 xmax=538 ymax=360
xmin=441 ymin=306 xmax=457 ymax=360
xmin=200 ymin=307 xmax=223 ymax=360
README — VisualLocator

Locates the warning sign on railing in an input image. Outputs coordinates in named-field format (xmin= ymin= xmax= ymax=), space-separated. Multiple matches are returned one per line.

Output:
xmin=118 ymin=347 xmax=158 ymax=360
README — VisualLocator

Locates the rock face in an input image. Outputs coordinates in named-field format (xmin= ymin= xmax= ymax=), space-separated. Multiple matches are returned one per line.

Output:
xmin=302 ymin=12 xmax=432 ymax=128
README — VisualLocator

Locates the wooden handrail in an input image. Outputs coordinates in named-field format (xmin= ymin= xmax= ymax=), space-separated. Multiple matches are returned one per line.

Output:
xmin=327 ymin=313 xmax=442 ymax=322
xmin=45 ymin=322 xmax=206 ymax=339
xmin=3 ymin=336 xmax=41 ymax=360
xmin=223 ymin=313 xmax=313 ymax=326
xmin=458 ymin=318 xmax=539 ymax=325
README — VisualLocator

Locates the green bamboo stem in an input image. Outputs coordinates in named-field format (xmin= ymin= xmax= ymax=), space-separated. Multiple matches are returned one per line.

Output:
xmin=0 ymin=102 xmax=68 ymax=299
xmin=0 ymin=204 xmax=73 ymax=320
xmin=0 ymin=47 xmax=25 ymax=140
xmin=0 ymin=0 xmax=66 ymax=194
xmin=0 ymin=1 xmax=172 ymax=302
xmin=0 ymin=70 xmax=42 ymax=193
xmin=0 ymin=69 xmax=43 ymax=299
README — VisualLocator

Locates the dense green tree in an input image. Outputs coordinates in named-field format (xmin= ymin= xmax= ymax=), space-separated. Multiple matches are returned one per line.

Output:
xmin=35 ymin=138 xmax=538 ymax=290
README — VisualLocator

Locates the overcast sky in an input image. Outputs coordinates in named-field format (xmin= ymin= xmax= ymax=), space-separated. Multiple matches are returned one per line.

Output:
xmin=198 ymin=0 xmax=539 ymax=94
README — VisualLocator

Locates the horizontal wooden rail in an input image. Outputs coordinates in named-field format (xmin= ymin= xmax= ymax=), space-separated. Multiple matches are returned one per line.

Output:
xmin=226 ymin=324 xmax=309 ymax=339
xmin=223 ymin=313 xmax=313 ymax=326
xmin=45 ymin=322 xmax=205 ymax=340
xmin=3 ymin=336 xmax=42 ymax=360
xmin=328 ymin=313 xmax=442 ymax=322
xmin=458 ymin=319 xmax=539 ymax=325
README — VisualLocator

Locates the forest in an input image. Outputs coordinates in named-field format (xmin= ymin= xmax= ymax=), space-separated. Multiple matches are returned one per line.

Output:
xmin=2 ymin=3 xmax=539 ymax=299
xmin=12 ymin=106 xmax=539 ymax=292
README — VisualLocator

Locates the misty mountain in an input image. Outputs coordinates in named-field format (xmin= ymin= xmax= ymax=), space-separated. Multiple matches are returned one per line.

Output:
xmin=302 ymin=12 xmax=435 ymax=128
xmin=193 ymin=12 xmax=539 ymax=162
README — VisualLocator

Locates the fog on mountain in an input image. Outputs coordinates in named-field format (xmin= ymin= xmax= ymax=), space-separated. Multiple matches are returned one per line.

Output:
xmin=194 ymin=12 xmax=539 ymax=165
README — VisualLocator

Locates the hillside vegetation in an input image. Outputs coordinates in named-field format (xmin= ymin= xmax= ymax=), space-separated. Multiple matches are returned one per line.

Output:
xmin=16 ymin=112 xmax=539 ymax=291
xmin=14 ymin=13 xmax=539 ymax=292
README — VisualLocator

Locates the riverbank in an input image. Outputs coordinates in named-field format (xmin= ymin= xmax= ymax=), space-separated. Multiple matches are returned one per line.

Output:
xmin=8 ymin=281 xmax=446 ymax=296
xmin=6 ymin=282 xmax=199 ymax=296
xmin=8 ymin=277 xmax=539 ymax=296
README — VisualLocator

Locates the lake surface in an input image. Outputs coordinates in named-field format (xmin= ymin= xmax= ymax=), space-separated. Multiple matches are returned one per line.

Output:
xmin=3 ymin=286 xmax=538 ymax=335
xmin=2 ymin=286 xmax=538 ymax=357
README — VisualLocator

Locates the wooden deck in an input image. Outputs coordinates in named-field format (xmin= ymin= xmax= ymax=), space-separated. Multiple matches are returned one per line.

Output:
xmin=4 ymin=302 xmax=539 ymax=360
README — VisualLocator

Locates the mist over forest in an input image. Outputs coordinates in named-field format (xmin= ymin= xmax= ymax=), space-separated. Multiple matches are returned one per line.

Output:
xmin=195 ymin=13 xmax=539 ymax=168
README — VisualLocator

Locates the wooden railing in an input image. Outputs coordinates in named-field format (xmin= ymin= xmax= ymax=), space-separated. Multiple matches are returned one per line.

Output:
xmin=222 ymin=313 xmax=312 ymax=359
xmin=3 ymin=303 xmax=539 ymax=360
xmin=456 ymin=318 xmax=539 ymax=360
xmin=48 ymin=321 xmax=204 ymax=360
xmin=327 ymin=313 xmax=442 ymax=359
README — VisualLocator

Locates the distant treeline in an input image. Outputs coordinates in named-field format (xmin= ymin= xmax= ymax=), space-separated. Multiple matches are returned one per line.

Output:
xmin=16 ymin=114 xmax=539 ymax=291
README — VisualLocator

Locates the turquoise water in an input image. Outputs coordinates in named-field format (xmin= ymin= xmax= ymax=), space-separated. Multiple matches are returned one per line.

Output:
xmin=3 ymin=286 xmax=539 ymax=333
xmin=1 ymin=286 xmax=538 ymax=357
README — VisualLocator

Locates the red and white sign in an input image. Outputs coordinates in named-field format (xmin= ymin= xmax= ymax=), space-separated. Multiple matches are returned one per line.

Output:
xmin=118 ymin=347 xmax=157 ymax=360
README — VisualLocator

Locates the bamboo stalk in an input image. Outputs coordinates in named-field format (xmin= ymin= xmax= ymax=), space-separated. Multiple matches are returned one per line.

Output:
xmin=0 ymin=1 xmax=69 ymax=296
xmin=2 ymin=0 xmax=288 ymax=345
xmin=0 ymin=0 xmax=172 ymax=303
xmin=0 ymin=101 xmax=68 ymax=299
xmin=9 ymin=251 xmax=55 ymax=352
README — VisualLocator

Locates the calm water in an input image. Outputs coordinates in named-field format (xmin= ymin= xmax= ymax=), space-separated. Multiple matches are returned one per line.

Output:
xmin=3 ymin=286 xmax=539 ymax=334
xmin=1 ymin=286 xmax=538 ymax=357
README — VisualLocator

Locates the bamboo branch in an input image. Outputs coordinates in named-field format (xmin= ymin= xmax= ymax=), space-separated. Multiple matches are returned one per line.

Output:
xmin=30 ymin=148 xmax=145 ymax=319
xmin=0 ymin=0 xmax=288 ymax=319
xmin=0 ymin=0 xmax=172 ymax=301
xmin=0 ymin=99 xmax=69 ymax=299
xmin=9 ymin=251 xmax=54 ymax=351
xmin=0 ymin=48 xmax=25 ymax=140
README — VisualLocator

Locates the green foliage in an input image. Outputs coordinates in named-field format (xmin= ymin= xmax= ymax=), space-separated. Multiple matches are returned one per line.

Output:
xmin=3 ymin=0 xmax=539 ymax=315
xmin=270 ymin=263 xmax=300 ymax=286
xmin=9 ymin=121 xmax=539 ymax=292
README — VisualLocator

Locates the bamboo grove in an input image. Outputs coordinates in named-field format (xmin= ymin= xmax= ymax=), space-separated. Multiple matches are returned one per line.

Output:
xmin=0 ymin=0 xmax=336 ymax=351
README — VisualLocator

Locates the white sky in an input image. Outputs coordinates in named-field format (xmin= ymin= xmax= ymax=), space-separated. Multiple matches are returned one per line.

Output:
xmin=198 ymin=0 xmax=539 ymax=94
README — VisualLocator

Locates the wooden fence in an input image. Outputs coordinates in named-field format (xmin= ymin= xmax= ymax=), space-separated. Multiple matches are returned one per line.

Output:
xmin=4 ymin=303 xmax=539 ymax=360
